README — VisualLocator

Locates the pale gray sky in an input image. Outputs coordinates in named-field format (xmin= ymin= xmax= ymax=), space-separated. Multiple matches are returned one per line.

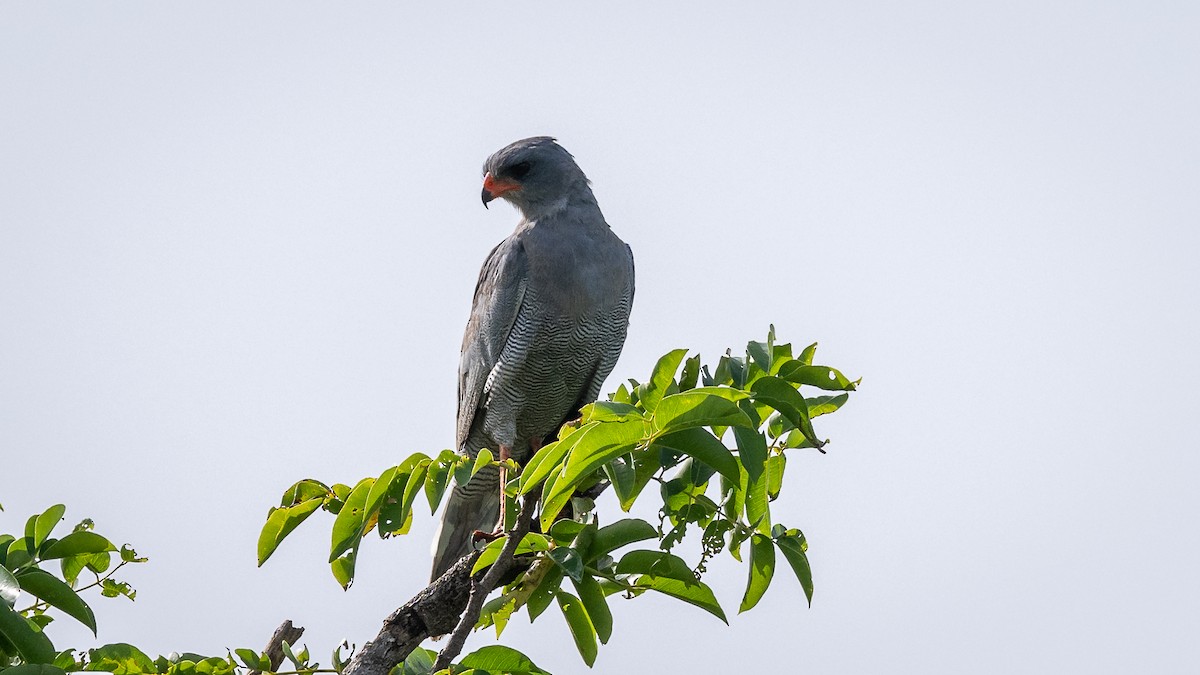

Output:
xmin=2 ymin=3 xmax=1197 ymax=673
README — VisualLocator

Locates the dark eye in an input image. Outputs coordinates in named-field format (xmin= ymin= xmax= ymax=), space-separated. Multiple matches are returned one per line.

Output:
xmin=508 ymin=161 xmax=532 ymax=180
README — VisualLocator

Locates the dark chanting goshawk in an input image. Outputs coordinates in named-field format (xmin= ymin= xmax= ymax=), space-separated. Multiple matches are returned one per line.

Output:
xmin=430 ymin=137 xmax=635 ymax=581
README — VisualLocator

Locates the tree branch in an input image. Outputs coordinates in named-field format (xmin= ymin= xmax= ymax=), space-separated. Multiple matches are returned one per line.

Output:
xmin=251 ymin=620 xmax=305 ymax=675
xmin=431 ymin=490 xmax=541 ymax=672
xmin=342 ymin=550 xmax=480 ymax=675
xmin=343 ymin=489 xmax=545 ymax=675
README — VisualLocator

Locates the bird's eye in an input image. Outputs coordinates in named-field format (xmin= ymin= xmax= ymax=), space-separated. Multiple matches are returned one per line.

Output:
xmin=508 ymin=161 xmax=532 ymax=180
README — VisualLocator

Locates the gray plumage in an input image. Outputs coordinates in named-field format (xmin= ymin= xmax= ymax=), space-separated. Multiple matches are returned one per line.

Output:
xmin=430 ymin=137 xmax=635 ymax=580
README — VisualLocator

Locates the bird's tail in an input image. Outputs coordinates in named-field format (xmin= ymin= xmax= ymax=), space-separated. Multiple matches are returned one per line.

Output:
xmin=430 ymin=464 xmax=501 ymax=582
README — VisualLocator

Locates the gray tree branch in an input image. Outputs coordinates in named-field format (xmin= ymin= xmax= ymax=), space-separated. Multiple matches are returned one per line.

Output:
xmin=342 ymin=551 xmax=481 ymax=675
xmin=251 ymin=620 xmax=304 ymax=675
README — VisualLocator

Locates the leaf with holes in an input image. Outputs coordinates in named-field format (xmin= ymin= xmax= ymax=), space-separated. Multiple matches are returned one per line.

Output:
xmin=329 ymin=478 xmax=373 ymax=562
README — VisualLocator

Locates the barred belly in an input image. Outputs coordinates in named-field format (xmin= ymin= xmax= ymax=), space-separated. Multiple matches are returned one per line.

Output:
xmin=473 ymin=300 xmax=630 ymax=465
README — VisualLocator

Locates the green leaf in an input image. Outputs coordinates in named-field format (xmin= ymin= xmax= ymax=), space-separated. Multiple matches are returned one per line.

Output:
xmin=330 ymin=551 xmax=356 ymax=590
xmin=281 ymin=639 xmax=300 ymax=669
xmin=614 ymin=450 xmax=660 ymax=512
xmin=548 ymin=548 xmax=584 ymax=583
xmin=60 ymin=555 xmax=87 ymax=586
xmin=540 ymin=420 xmax=644 ymax=531
xmin=0 ymin=565 xmax=19 ymax=607
xmin=747 ymin=339 xmax=772 ymax=373
xmin=735 ymin=429 xmax=770 ymax=532
xmin=721 ymin=467 xmax=747 ymax=532
xmin=0 ymin=601 xmax=55 ymax=663
xmin=40 ymin=532 xmax=114 ymax=560
xmin=556 ymin=420 xmax=645 ymax=496
xmin=85 ymin=551 xmax=111 ymax=575
xmin=363 ymin=466 xmax=399 ymax=523
xmin=638 ymin=348 xmax=689 ymax=413
xmin=726 ymin=354 xmax=747 ymax=388
xmin=424 ymin=459 xmax=451 ymax=514
xmin=2 ymin=665 xmax=69 ymax=675
xmin=471 ymin=533 xmax=550 ymax=575
xmin=98 ymin=579 xmax=134 ymax=600
xmin=13 ymin=568 xmax=96 ymax=634
xmin=776 ymin=533 xmax=814 ymax=606
xmin=33 ymin=505 xmax=66 ymax=549
xmin=555 ymin=590 xmax=598 ymax=667
xmin=572 ymin=573 xmax=613 ymax=644
xmin=526 ymin=565 xmax=564 ymax=622
xmin=518 ymin=432 xmax=574 ymax=495
xmin=582 ymin=401 xmax=645 ymax=424
xmin=797 ymin=342 xmax=817 ymax=365
xmin=401 ymin=647 xmax=436 ymax=675
xmin=745 ymin=481 xmax=770 ymax=534
xmin=378 ymin=458 xmax=428 ymax=536
xmin=329 ymin=478 xmax=373 ymax=562
xmin=471 ymin=448 xmax=494 ymax=478
xmin=477 ymin=594 xmax=517 ymax=636
xmin=651 ymin=428 xmax=740 ymax=483
xmin=52 ymin=649 xmax=79 ymax=670
xmin=233 ymin=649 xmax=260 ymax=670
xmin=87 ymin=643 xmax=156 ymax=673
xmin=615 ymin=550 xmax=696 ymax=583
xmin=750 ymin=375 xmax=819 ymax=445
xmin=679 ymin=354 xmax=701 ymax=391
xmin=602 ymin=454 xmax=636 ymax=508
xmin=548 ymin=520 xmax=585 ymax=548
xmin=806 ymin=393 xmax=849 ymax=417
xmin=280 ymin=479 xmax=330 ymax=506
xmin=776 ymin=361 xmax=857 ymax=391
xmin=766 ymin=454 xmax=786 ymax=501
xmin=733 ymin=426 xmax=767 ymax=482
xmin=119 ymin=545 xmax=146 ymax=563
xmin=257 ymin=497 xmax=323 ymax=566
xmin=459 ymin=645 xmax=547 ymax=673
xmin=650 ymin=389 xmax=754 ymax=436
xmin=587 ymin=519 xmax=657 ymax=562
xmin=636 ymin=575 xmax=728 ymax=624
xmin=739 ymin=533 xmax=776 ymax=613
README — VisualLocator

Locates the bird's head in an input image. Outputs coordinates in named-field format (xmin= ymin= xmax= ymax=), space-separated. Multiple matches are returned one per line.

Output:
xmin=480 ymin=137 xmax=593 ymax=219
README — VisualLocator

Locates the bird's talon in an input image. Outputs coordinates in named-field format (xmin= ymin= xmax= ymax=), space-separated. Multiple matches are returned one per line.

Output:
xmin=472 ymin=529 xmax=503 ymax=544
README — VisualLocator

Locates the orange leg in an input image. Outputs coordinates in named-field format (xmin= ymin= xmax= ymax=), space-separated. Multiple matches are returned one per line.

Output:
xmin=497 ymin=444 xmax=511 ymax=533
xmin=495 ymin=437 xmax=542 ymax=533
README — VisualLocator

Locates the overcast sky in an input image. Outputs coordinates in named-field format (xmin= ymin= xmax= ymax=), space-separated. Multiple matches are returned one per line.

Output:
xmin=2 ymin=3 xmax=1197 ymax=673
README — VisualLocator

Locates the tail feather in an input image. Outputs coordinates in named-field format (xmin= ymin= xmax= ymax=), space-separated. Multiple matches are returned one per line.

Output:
xmin=430 ymin=464 xmax=501 ymax=582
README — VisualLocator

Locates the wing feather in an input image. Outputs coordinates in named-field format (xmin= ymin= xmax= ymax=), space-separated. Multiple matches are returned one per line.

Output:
xmin=456 ymin=236 xmax=528 ymax=452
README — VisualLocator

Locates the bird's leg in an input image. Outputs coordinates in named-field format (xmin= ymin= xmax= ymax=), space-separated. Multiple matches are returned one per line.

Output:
xmin=493 ymin=438 xmax=541 ymax=535
xmin=496 ymin=444 xmax=511 ymax=534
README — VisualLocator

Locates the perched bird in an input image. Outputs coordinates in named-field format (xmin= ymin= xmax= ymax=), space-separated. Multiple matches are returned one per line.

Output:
xmin=430 ymin=137 xmax=635 ymax=581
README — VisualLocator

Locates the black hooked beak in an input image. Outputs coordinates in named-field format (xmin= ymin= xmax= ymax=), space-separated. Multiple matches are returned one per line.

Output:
xmin=480 ymin=172 xmax=519 ymax=209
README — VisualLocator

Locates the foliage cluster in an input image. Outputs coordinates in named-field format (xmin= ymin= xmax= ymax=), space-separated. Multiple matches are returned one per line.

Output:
xmin=1 ymin=329 xmax=857 ymax=675
xmin=260 ymin=328 xmax=857 ymax=671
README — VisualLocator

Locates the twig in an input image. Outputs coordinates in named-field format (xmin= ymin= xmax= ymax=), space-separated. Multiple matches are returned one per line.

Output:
xmin=431 ymin=488 xmax=541 ymax=672
xmin=251 ymin=620 xmax=305 ymax=675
